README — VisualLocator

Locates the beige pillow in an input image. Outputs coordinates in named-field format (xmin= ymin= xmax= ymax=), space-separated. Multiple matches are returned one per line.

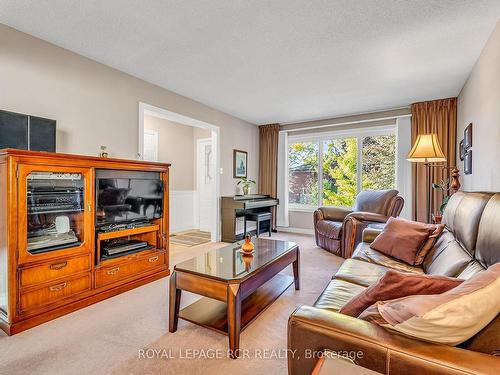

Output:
xmin=359 ymin=263 xmax=500 ymax=346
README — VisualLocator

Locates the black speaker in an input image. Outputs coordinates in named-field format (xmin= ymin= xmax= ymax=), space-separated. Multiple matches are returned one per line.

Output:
xmin=0 ymin=110 xmax=56 ymax=152
xmin=0 ymin=110 xmax=28 ymax=149
xmin=29 ymin=116 xmax=56 ymax=152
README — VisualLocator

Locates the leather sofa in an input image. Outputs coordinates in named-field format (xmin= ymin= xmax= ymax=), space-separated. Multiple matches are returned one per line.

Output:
xmin=289 ymin=191 xmax=500 ymax=375
xmin=313 ymin=189 xmax=404 ymax=258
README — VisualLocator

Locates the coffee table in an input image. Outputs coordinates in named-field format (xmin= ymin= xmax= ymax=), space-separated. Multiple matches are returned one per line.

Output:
xmin=169 ymin=238 xmax=300 ymax=358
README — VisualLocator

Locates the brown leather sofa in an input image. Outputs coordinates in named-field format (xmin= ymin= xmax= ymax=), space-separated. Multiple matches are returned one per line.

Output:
xmin=289 ymin=191 xmax=500 ymax=375
xmin=313 ymin=189 xmax=404 ymax=258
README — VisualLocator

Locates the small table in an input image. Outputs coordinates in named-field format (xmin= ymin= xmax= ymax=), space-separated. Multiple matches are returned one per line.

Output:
xmin=169 ymin=238 xmax=300 ymax=359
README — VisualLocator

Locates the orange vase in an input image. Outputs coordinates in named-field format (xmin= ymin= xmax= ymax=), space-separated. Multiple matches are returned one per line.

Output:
xmin=241 ymin=234 xmax=254 ymax=254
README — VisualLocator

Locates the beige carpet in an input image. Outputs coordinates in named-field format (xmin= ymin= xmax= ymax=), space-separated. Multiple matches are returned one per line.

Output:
xmin=0 ymin=232 xmax=343 ymax=375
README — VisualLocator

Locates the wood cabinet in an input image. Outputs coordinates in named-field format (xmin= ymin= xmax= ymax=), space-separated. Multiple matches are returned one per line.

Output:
xmin=0 ymin=149 xmax=170 ymax=335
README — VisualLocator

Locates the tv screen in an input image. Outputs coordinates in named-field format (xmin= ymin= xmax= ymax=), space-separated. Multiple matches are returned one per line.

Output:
xmin=96 ymin=176 xmax=163 ymax=226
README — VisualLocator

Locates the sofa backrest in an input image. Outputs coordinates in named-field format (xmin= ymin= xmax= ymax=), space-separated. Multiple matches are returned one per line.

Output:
xmin=353 ymin=189 xmax=400 ymax=216
xmin=475 ymin=193 xmax=500 ymax=268
xmin=423 ymin=191 xmax=494 ymax=278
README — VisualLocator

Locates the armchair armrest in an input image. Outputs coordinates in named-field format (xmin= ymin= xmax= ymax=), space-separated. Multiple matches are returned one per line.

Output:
xmin=362 ymin=228 xmax=383 ymax=243
xmin=317 ymin=206 xmax=353 ymax=222
xmin=288 ymin=306 xmax=498 ymax=375
xmin=345 ymin=211 xmax=389 ymax=223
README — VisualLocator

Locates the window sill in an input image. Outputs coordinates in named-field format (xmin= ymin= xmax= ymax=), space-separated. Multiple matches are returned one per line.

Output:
xmin=288 ymin=206 xmax=318 ymax=213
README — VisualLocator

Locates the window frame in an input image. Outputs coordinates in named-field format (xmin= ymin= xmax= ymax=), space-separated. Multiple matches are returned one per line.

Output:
xmin=287 ymin=125 xmax=397 ymax=212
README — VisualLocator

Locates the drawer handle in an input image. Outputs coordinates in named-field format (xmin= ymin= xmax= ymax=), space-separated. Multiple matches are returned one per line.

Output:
xmin=49 ymin=261 xmax=68 ymax=270
xmin=148 ymin=256 xmax=159 ymax=263
xmin=106 ymin=267 xmax=120 ymax=275
xmin=49 ymin=282 xmax=67 ymax=292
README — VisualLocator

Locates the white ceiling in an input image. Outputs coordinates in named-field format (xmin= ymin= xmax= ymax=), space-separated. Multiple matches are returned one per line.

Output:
xmin=1 ymin=1 xmax=499 ymax=124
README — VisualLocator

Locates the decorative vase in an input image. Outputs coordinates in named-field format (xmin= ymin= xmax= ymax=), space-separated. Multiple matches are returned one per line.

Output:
xmin=242 ymin=185 xmax=250 ymax=195
xmin=241 ymin=234 xmax=254 ymax=254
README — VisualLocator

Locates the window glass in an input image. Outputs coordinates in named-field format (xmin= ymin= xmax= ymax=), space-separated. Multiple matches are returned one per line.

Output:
xmin=361 ymin=135 xmax=396 ymax=190
xmin=288 ymin=142 xmax=319 ymax=205
xmin=322 ymin=137 xmax=358 ymax=207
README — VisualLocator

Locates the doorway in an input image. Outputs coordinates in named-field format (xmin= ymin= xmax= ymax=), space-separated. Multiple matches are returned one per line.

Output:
xmin=138 ymin=102 xmax=220 ymax=242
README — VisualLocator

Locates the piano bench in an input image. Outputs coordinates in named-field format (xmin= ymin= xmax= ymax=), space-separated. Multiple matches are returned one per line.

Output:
xmin=244 ymin=212 xmax=272 ymax=238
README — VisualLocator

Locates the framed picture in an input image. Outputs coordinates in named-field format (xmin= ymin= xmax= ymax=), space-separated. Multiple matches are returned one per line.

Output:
xmin=464 ymin=150 xmax=472 ymax=175
xmin=459 ymin=139 xmax=465 ymax=161
xmin=464 ymin=123 xmax=472 ymax=150
xmin=233 ymin=149 xmax=248 ymax=178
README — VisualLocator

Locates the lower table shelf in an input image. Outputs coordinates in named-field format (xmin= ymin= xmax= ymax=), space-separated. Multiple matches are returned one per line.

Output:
xmin=178 ymin=273 xmax=294 ymax=335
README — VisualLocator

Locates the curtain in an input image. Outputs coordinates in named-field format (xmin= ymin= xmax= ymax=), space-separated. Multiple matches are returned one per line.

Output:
xmin=411 ymin=98 xmax=457 ymax=222
xmin=258 ymin=124 xmax=280 ymax=230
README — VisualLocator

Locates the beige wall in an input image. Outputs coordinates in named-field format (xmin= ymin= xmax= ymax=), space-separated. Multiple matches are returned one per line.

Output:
xmin=0 ymin=24 xmax=259 ymax=196
xmin=457 ymin=20 xmax=500 ymax=191
xmin=144 ymin=115 xmax=195 ymax=190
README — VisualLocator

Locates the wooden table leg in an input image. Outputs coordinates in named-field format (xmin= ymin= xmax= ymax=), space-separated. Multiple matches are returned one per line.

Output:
xmin=227 ymin=283 xmax=241 ymax=359
xmin=169 ymin=271 xmax=182 ymax=333
xmin=293 ymin=248 xmax=300 ymax=290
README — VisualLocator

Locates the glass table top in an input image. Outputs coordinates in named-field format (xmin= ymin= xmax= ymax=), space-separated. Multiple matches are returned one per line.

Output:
xmin=174 ymin=238 xmax=298 ymax=281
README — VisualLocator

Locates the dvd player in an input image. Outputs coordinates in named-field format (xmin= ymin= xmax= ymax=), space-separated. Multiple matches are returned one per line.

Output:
xmin=102 ymin=239 xmax=151 ymax=258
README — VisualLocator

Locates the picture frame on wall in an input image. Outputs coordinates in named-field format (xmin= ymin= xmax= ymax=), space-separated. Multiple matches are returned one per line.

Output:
xmin=464 ymin=123 xmax=472 ymax=150
xmin=459 ymin=139 xmax=465 ymax=161
xmin=464 ymin=150 xmax=472 ymax=175
xmin=233 ymin=149 xmax=248 ymax=178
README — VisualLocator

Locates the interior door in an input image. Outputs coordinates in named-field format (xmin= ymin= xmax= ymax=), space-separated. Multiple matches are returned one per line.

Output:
xmin=196 ymin=138 xmax=214 ymax=233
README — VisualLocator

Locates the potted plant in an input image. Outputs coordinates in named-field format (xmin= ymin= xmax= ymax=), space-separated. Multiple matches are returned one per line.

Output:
xmin=237 ymin=177 xmax=255 ymax=195
xmin=432 ymin=178 xmax=452 ymax=219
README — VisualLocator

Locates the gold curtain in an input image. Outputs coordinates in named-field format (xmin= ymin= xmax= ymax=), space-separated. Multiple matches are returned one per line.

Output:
xmin=411 ymin=98 xmax=457 ymax=222
xmin=258 ymin=124 xmax=280 ymax=230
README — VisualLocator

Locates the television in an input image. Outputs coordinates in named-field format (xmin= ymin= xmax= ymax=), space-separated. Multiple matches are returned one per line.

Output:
xmin=95 ymin=169 xmax=164 ymax=226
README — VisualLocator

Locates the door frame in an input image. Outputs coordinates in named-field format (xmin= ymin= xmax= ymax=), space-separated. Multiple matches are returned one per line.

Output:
xmin=138 ymin=102 xmax=220 ymax=242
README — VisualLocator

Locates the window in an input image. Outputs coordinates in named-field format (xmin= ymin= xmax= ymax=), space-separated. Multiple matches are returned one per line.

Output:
xmin=288 ymin=141 xmax=319 ymax=205
xmin=288 ymin=128 xmax=396 ymax=209
xmin=143 ymin=129 xmax=159 ymax=161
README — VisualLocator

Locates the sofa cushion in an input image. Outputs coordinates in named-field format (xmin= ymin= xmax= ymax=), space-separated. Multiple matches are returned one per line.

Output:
xmin=369 ymin=217 xmax=438 ymax=265
xmin=314 ymin=279 xmax=366 ymax=312
xmin=352 ymin=242 xmax=424 ymax=274
xmin=340 ymin=270 xmax=463 ymax=317
xmin=315 ymin=220 xmax=342 ymax=239
xmin=334 ymin=259 xmax=390 ymax=287
xmin=365 ymin=263 xmax=500 ymax=346
xmin=423 ymin=238 xmax=473 ymax=277
xmin=442 ymin=191 xmax=492 ymax=257
xmin=457 ymin=261 xmax=486 ymax=280
xmin=475 ymin=193 xmax=500 ymax=268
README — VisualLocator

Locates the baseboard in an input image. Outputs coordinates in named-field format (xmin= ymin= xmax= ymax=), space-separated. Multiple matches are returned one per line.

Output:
xmin=277 ymin=226 xmax=314 ymax=235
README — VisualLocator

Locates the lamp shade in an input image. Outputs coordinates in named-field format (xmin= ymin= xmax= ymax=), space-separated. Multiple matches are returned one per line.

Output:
xmin=407 ymin=133 xmax=446 ymax=163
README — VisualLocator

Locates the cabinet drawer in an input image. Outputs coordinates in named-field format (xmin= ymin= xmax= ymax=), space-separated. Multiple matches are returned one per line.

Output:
xmin=20 ymin=274 xmax=91 ymax=313
xmin=20 ymin=255 xmax=91 ymax=288
xmin=95 ymin=253 xmax=165 ymax=288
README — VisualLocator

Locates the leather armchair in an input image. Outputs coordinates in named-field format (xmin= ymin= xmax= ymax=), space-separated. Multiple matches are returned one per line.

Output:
xmin=313 ymin=189 xmax=404 ymax=258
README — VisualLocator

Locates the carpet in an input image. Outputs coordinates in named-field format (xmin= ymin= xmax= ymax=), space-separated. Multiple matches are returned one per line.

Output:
xmin=0 ymin=232 xmax=343 ymax=375
xmin=170 ymin=230 xmax=211 ymax=247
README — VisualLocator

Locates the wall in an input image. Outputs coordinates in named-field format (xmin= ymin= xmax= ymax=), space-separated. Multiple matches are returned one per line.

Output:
xmin=144 ymin=115 xmax=195 ymax=190
xmin=0 ymin=24 xmax=259 ymax=198
xmin=457 ymin=20 xmax=500 ymax=191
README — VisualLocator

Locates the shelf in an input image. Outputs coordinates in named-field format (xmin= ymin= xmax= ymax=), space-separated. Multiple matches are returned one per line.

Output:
xmin=28 ymin=208 xmax=84 ymax=216
xmin=97 ymin=225 xmax=160 ymax=241
xmin=178 ymin=273 xmax=294 ymax=335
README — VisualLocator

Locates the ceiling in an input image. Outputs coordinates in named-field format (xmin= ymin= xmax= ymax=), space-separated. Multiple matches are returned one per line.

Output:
xmin=1 ymin=1 xmax=499 ymax=124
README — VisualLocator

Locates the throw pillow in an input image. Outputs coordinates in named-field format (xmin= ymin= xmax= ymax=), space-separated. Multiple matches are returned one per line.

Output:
xmin=414 ymin=224 xmax=445 ymax=265
xmin=369 ymin=217 xmax=440 ymax=265
xmin=359 ymin=263 xmax=500 ymax=346
xmin=340 ymin=270 xmax=463 ymax=317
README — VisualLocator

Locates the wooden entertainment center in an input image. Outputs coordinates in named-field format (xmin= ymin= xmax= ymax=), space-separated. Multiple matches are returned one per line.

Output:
xmin=0 ymin=149 xmax=170 ymax=335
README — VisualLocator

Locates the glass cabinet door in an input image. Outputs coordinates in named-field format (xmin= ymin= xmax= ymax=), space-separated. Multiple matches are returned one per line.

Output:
xmin=18 ymin=166 xmax=92 ymax=263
